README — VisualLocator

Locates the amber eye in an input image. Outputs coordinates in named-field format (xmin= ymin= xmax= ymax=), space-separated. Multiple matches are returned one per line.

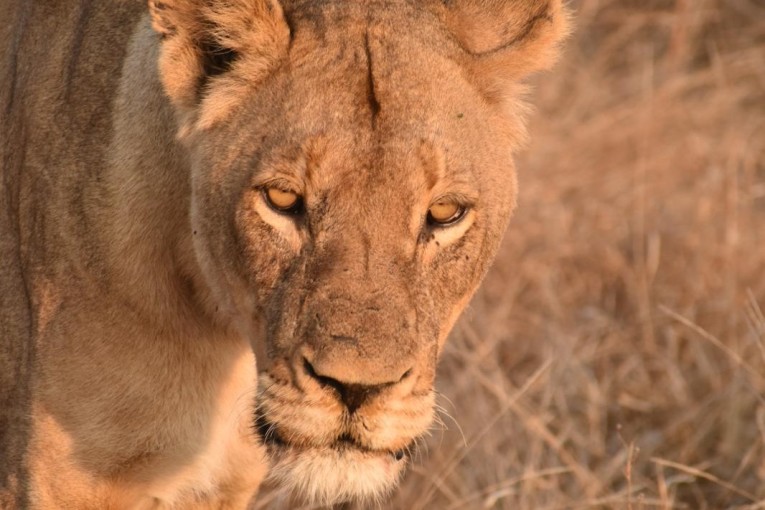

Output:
xmin=263 ymin=187 xmax=303 ymax=214
xmin=427 ymin=200 xmax=466 ymax=226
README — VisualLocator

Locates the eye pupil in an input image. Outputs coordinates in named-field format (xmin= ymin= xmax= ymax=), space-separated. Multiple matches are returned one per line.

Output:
xmin=427 ymin=201 xmax=465 ymax=226
xmin=264 ymin=187 xmax=302 ymax=213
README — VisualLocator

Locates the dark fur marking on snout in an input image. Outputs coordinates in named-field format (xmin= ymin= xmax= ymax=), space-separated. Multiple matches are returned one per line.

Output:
xmin=255 ymin=412 xmax=286 ymax=448
xmin=363 ymin=31 xmax=381 ymax=127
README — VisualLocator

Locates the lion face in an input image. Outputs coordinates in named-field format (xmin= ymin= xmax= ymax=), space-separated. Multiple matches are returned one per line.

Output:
xmin=149 ymin=0 xmax=567 ymax=505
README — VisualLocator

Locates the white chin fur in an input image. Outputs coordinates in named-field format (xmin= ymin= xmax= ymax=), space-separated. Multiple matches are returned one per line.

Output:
xmin=267 ymin=445 xmax=406 ymax=506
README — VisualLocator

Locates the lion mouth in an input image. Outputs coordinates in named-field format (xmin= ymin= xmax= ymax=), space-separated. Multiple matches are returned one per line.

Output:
xmin=255 ymin=410 xmax=412 ymax=505
xmin=255 ymin=413 xmax=409 ymax=461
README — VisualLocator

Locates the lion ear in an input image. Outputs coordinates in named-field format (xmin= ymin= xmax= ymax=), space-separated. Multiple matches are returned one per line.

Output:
xmin=437 ymin=0 xmax=569 ymax=100
xmin=147 ymin=0 xmax=290 ymax=133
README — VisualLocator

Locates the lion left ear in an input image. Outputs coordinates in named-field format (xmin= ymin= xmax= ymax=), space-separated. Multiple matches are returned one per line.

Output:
xmin=147 ymin=0 xmax=290 ymax=134
xmin=435 ymin=0 xmax=570 ymax=100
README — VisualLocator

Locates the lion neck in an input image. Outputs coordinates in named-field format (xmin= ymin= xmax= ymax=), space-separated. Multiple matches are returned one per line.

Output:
xmin=90 ymin=19 xmax=223 ymax=337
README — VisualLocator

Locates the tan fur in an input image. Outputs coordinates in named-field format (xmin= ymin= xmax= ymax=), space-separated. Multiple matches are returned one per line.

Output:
xmin=0 ymin=0 xmax=567 ymax=507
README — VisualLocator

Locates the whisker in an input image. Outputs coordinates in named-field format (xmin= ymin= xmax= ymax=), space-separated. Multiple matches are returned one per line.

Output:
xmin=433 ymin=392 xmax=467 ymax=448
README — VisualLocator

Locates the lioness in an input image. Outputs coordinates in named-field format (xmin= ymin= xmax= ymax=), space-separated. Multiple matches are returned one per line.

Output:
xmin=0 ymin=0 xmax=567 ymax=507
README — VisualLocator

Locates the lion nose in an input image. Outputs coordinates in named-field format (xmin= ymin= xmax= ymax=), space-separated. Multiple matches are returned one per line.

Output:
xmin=302 ymin=358 xmax=411 ymax=413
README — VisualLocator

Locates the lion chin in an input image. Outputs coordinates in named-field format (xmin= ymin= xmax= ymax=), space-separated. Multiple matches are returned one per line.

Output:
xmin=265 ymin=442 xmax=407 ymax=506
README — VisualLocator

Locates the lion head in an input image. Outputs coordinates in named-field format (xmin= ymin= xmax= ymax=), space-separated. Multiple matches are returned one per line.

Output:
xmin=148 ymin=0 xmax=567 ymax=505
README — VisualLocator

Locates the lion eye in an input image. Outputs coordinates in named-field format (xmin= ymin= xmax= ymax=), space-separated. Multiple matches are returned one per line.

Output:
xmin=264 ymin=187 xmax=303 ymax=214
xmin=427 ymin=200 xmax=466 ymax=226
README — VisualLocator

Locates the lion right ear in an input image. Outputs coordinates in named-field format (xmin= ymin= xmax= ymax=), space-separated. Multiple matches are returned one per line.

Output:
xmin=434 ymin=0 xmax=570 ymax=102
xmin=148 ymin=0 xmax=290 ymax=133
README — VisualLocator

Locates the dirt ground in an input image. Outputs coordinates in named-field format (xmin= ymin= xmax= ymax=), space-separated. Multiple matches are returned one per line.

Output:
xmin=260 ymin=0 xmax=765 ymax=508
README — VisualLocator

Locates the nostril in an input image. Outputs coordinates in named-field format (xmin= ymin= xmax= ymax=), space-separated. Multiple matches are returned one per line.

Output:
xmin=302 ymin=357 xmax=317 ymax=379
xmin=302 ymin=357 xmax=342 ymax=391
xmin=302 ymin=357 xmax=390 ymax=414
xmin=399 ymin=368 xmax=414 ymax=382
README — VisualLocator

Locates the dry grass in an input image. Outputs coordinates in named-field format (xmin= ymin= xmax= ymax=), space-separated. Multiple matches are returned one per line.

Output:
xmin=264 ymin=0 xmax=765 ymax=508
xmin=390 ymin=1 xmax=765 ymax=508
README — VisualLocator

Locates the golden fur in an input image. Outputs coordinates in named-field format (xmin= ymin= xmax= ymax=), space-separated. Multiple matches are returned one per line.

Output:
xmin=0 ymin=0 xmax=567 ymax=507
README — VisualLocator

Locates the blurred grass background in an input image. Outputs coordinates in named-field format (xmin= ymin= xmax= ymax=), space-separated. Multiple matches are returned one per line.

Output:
xmin=259 ymin=0 xmax=765 ymax=507
xmin=391 ymin=0 xmax=765 ymax=508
